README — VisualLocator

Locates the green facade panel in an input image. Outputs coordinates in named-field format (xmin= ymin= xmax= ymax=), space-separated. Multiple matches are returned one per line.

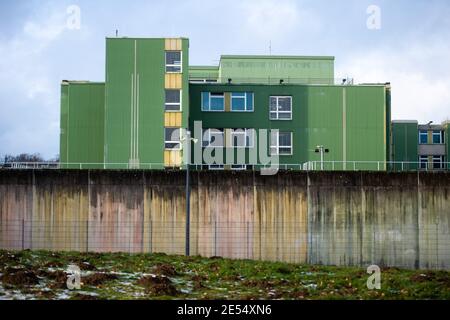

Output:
xmin=59 ymin=84 xmax=69 ymax=166
xmin=104 ymin=38 xmax=189 ymax=169
xmin=391 ymin=121 xmax=419 ymax=170
xmin=189 ymin=66 xmax=219 ymax=81
xmin=219 ymin=55 xmax=335 ymax=84
xmin=189 ymin=84 xmax=388 ymax=170
xmin=61 ymin=82 xmax=105 ymax=169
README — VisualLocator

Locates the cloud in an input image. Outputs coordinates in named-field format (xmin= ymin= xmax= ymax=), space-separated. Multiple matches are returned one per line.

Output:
xmin=0 ymin=5 xmax=72 ymax=158
xmin=336 ymin=40 xmax=450 ymax=123
xmin=239 ymin=0 xmax=321 ymax=40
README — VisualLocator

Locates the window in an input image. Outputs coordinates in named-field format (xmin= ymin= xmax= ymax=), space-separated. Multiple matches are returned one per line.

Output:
xmin=231 ymin=165 xmax=247 ymax=170
xmin=203 ymin=129 xmax=224 ymax=147
xmin=432 ymin=131 xmax=444 ymax=144
xmin=270 ymin=131 xmax=293 ymax=155
xmin=165 ymin=51 xmax=182 ymax=73
xmin=433 ymin=155 xmax=444 ymax=169
xmin=164 ymin=128 xmax=181 ymax=150
xmin=231 ymin=129 xmax=254 ymax=148
xmin=165 ymin=90 xmax=181 ymax=111
xmin=231 ymin=92 xmax=254 ymax=112
xmin=419 ymin=155 xmax=428 ymax=169
xmin=270 ymin=96 xmax=292 ymax=120
xmin=201 ymin=92 xmax=224 ymax=111
xmin=208 ymin=164 xmax=224 ymax=170
xmin=419 ymin=130 xmax=428 ymax=144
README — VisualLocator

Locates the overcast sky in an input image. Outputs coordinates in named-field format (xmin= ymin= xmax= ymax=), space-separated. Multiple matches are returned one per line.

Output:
xmin=0 ymin=0 xmax=449 ymax=159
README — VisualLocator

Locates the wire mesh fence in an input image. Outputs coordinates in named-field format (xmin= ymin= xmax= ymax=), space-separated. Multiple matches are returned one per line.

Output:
xmin=1 ymin=219 xmax=449 ymax=269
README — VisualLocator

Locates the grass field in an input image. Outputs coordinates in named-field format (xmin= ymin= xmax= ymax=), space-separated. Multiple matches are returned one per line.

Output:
xmin=0 ymin=250 xmax=449 ymax=300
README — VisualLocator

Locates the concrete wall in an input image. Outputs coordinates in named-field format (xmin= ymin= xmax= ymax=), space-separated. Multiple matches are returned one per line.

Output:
xmin=0 ymin=170 xmax=449 ymax=270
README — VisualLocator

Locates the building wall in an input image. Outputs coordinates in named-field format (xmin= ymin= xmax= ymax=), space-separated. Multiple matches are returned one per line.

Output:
xmin=219 ymin=56 xmax=334 ymax=84
xmin=189 ymin=66 xmax=219 ymax=81
xmin=391 ymin=121 xmax=419 ymax=170
xmin=189 ymin=84 xmax=388 ymax=170
xmin=59 ymin=82 xmax=105 ymax=169
xmin=104 ymin=38 xmax=189 ymax=169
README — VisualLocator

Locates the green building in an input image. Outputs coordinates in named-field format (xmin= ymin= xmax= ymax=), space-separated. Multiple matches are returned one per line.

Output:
xmin=391 ymin=120 xmax=449 ymax=171
xmin=60 ymin=36 xmax=395 ymax=170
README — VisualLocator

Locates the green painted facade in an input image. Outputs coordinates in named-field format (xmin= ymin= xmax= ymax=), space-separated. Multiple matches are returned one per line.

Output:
xmin=391 ymin=121 xmax=419 ymax=170
xmin=60 ymin=82 xmax=105 ymax=169
xmin=104 ymin=38 xmax=189 ymax=169
xmin=61 ymin=36 xmax=449 ymax=171
xmin=189 ymin=66 xmax=219 ymax=81
xmin=189 ymin=84 xmax=389 ymax=170
xmin=219 ymin=55 xmax=334 ymax=84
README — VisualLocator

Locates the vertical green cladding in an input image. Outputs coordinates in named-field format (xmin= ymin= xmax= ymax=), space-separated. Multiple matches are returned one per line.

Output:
xmin=105 ymin=38 xmax=189 ymax=168
xmin=61 ymin=82 xmax=105 ymax=169
xmin=189 ymin=84 xmax=388 ymax=169
xmin=59 ymin=83 xmax=69 ymax=167
xmin=445 ymin=122 xmax=450 ymax=169
xmin=345 ymin=86 xmax=387 ymax=170
xmin=391 ymin=121 xmax=419 ymax=170
xmin=105 ymin=38 xmax=166 ymax=169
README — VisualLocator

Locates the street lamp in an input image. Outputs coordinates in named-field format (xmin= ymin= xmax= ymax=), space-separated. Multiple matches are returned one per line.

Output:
xmin=180 ymin=129 xmax=198 ymax=256
xmin=314 ymin=145 xmax=329 ymax=170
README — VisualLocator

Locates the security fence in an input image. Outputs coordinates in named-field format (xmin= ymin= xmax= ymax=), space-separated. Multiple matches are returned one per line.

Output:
xmin=1 ymin=220 xmax=449 ymax=270
xmin=1 ymin=161 xmax=449 ymax=171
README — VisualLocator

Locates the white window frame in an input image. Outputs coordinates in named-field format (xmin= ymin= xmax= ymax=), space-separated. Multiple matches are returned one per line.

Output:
xmin=419 ymin=155 xmax=428 ymax=169
xmin=165 ymin=51 xmax=182 ymax=73
xmin=432 ymin=131 xmax=444 ymax=144
xmin=432 ymin=155 xmax=444 ymax=169
xmin=208 ymin=164 xmax=224 ymax=170
xmin=202 ymin=129 xmax=224 ymax=147
xmin=164 ymin=89 xmax=182 ymax=112
xmin=269 ymin=96 xmax=292 ymax=120
xmin=270 ymin=131 xmax=293 ymax=155
xmin=201 ymin=92 xmax=225 ymax=112
xmin=419 ymin=130 xmax=428 ymax=144
xmin=164 ymin=127 xmax=182 ymax=150
xmin=231 ymin=92 xmax=253 ymax=112
xmin=231 ymin=164 xmax=247 ymax=170
xmin=231 ymin=129 xmax=254 ymax=148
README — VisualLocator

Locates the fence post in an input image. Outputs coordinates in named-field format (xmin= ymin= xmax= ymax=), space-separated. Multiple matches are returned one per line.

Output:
xmin=22 ymin=219 xmax=25 ymax=250
xmin=86 ymin=220 xmax=89 ymax=252
xmin=247 ymin=221 xmax=250 ymax=259
xmin=214 ymin=220 xmax=217 ymax=257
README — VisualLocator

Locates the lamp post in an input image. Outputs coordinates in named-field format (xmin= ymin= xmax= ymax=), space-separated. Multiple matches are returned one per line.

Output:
xmin=314 ymin=145 xmax=329 ymax=170
xmin=181 ymin=129 xmax=198 ymax=256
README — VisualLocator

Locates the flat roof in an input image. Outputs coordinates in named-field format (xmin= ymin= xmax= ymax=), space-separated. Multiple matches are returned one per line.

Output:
xmin=189 ymin=66 xmax=219 ymax=70
xmin=392 ymin=120 xmax=419 ymax=123
xmin=105 ymin=37 xmax=188 ymax=40
xmin=220 ymin=55 xmax=335 ymax=61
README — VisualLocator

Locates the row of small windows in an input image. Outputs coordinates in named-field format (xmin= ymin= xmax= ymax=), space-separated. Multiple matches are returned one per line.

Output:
xmin=201 ymin=92 xmax=254 ymax=112
xmin=419 ymin=155 xmax=446 ymax=169
xmin=201 ymin=92 xmax=293 ymax=120
xmin=419 ymin=130 xmax=445 ymax=144
xmin=164 ymin=127 xmax=293 ymax=155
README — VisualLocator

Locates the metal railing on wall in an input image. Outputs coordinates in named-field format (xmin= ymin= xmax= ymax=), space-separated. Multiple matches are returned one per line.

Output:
xmin=189 ymin=77 xmax=355 ymax=85
xmin=1 ymin=161 xmax=449 ymax=171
